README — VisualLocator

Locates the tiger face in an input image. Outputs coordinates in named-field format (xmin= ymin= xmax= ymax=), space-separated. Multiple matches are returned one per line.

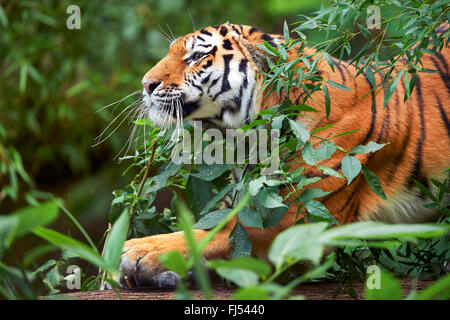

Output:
xmin=141 ymin=24 xmax=280 ymax=129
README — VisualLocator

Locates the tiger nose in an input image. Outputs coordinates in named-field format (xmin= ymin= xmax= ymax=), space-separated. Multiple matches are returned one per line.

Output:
xmin=142 ymin=79 xmax=161 ymax=95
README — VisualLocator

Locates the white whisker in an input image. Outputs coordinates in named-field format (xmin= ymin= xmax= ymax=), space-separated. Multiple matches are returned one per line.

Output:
xmin=93 ymin=101 xmax=141 ymax=147
xmin=95 ymin=91 xmax=140 ymax=113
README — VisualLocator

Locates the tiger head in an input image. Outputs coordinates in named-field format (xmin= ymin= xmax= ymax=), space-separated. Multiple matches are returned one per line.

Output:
xmin=141 ymin=24 xmax=283 ymax=129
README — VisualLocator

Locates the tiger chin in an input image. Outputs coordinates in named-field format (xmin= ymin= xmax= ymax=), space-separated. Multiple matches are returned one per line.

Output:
xmin=114 ymin=23 xmax=450 ymax=289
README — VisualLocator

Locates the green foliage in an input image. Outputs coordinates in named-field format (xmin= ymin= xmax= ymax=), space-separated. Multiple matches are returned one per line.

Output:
xmin=103 ymin=0 xmax=449 ymax=300
xmin=1 ymin=0 xmax=449 ymax=300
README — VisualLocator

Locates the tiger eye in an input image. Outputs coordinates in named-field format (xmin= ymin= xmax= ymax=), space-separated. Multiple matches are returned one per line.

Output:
xmin=192 ymin=52 xmax=204 ymax=60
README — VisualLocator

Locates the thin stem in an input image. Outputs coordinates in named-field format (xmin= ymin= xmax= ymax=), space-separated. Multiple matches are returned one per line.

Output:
xmin=129 ymin=138 xmax=158 ymax=221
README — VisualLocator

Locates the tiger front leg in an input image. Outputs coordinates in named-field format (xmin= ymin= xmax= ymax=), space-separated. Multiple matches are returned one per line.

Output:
xmin=116 ymin=211 xmax=296 ymax=288
xmin=117 ymin=228 xmax=229 ymax=288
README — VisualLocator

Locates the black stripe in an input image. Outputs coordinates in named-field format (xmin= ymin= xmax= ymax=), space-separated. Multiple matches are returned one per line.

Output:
xmin=435 ymin=94 xmax=450 ymax=137
xmin=209 ymin=46 xmax=217 ymax=58
xmin=239 ymin=59 xmax=248 ymax=88
xmin=384 ymin=90 xmax=413 ymax=182
xmin=232 ymin=85 xmax=244 ymax=112
xmin=197 ymin=35 xmax=205 ymax=42
xmin=432 ymin=51 xmax=449 ymax=73
xmin=407 ymin=75 xmax=425 ymax=188
xmin=378 ymin=84 xmax=391 ymax=142
xmin=230 ymin=24 xmax=241 ymax=35
xmin=360 ymin=69 xmax=377 ymax=145
xmin=245 ymin=89 xmax=254 ymax=121
xmin=207 ymin=77 xmax=221 ymax=95
xmin=343 ymin=200 xmax=359 ymax=224
xmin=335 ymin=186 xmax=358 ymax=218
xmin=333 ymin=60 xmax=346 ymax=81
xmin=201 ymin=73 xmax=211 ymax=85
xmin=213 ymin=54 xmax=233 ymax=100
xmin=200 ymin=29 xmax=212 ymax=36
xmin=261 ymin=34 xmax=276 ymax=48
xmin=220 ymin=26 xmax=228 ymax=36
xmin=182 ymin=100 xmax=200 ymax=117
xmin=223 ymin=39 xmax=233 ymax=50
xmin=430 ymin=56 xmax=450 ymax=93
xmin=203 ymin=60 xmax=212 ymax=69
xmin=249 ymin=26 xmax=260 ymax=35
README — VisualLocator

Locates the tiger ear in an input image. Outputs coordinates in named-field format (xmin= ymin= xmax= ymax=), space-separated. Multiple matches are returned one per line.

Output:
xmin=237 ymin=37 xmax=276 ymax=73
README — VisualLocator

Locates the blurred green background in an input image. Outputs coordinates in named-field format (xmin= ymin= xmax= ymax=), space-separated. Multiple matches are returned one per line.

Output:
xmin=0 ymin=0 xmax=323 ymax=245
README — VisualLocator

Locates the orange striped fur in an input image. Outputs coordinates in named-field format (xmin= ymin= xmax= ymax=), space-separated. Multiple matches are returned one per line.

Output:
xmin=118 ymin=24 xmax=450 ymax=288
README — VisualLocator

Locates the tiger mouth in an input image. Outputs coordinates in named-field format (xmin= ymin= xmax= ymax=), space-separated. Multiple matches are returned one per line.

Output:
xmin=143 ymin=91 xmax=201 ymax=122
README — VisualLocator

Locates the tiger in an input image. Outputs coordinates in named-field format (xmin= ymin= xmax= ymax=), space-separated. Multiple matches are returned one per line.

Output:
xmin=117 ymin=23 xmax=450 ymax=288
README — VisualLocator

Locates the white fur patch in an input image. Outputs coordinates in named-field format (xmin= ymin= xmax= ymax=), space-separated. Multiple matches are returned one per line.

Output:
xmin=361 ymin=187 xmax=441 ymax=223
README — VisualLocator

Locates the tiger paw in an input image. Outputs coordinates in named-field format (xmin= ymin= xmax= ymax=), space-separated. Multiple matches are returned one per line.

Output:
xmin=117 ymin=234 xmax=187 ymax=288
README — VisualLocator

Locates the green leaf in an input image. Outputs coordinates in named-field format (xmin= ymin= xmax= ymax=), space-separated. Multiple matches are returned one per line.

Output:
xmin=255 ymin=188 xmax=287 ymax=209
xmin=19 ymin=62 xmax=28 ymax=93
xmin=0 ymin=215 xmax=18 ymax=258
xmin=302 ymin=142 xmax=317 ymax=165
xmin=283 ymin=20 xmax=290 ymax=43
xmin=146 ymin=161 xmax=182 ymax=193
xmin=297 ymin=188 xmax=330 ymax=202
xmin=193 ymin=209 xmax=231 ymax=229
xmin=365 ymin=270 xmax=402 ymax=300
xmin=103 ymin=208 xmax=130 ymax=271
xmin=350 ymin=141 xmax=387 ymax=154
xmin=357 ymin=23 xmax=373 ymax=40
xmin=208 ymin=256 xmax=271 ymax=277
xmin=283 ymin=104 xmax=319 ymax=113
xmin=316 ymin=142 xmax=337 ymax=161
xmin=229 ymin=222 xmax=252 ymax=258
xmin=304 ymin=200 xmax=334 ymax=223
xmin=263 ymin=206 xmax=289 ymax=228
xmin=240 ymin=119 xmax=267 ymax=131
xmin=318 ymin=164 xmax=344 ymax=179
xmin=232 ymin=286 xmax=269 ymax=300
xmin=159 ymin=250 xmax=189 ymax=278
xmin=325 ymin=222 xmax=449 ymax=240
xmin=323 ymin=84 xmax=330 ymax=118
xmin=341 ymin=155 xmax=361 ymax=185
xmin=288 ymin=119 xmax=310 ymax=144
xmin=414 ymin=273 xmax=450 ymax=300
xmin=322 ymin=52 xmax=335 ymax=71
xmin=32 ymin=227 xmax=108 ymax=271
xmin=199 ymin=184 xmax=234 ymax=217
xmin=256 ymin=41 xmax=278 ymax=56
xmin=361 ymin=166 xmax=387 ymax=200
xmin=383 ymin=70 xmax=404 ymax=108
xmin=192 ymin=163 xmax=234 ymax=182
xmin=268 ymin=223 xmax=328 ymax=267
xmin=13 ymin=201 xmax=60 ymax=239
xmin=326 ymin=80 xmax=351 ymax=91
xmin=238 ymin=207 xmax=263 ymax=229
xmin=366 ymin=68 xmax=376 ymax=88
xmin=249 ymin=176 xmax=265 ymax=196
xmin=271 ymin=115 xmax=285 ymax=130
xmin=215 ymin=268 xmax=259 ymax=287
xmin=186 ymin=176 xmax=213 ymax=216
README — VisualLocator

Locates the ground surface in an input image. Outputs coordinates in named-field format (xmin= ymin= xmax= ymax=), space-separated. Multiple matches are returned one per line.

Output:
xmin=63 ymin=279 xmax=438 ymax=300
